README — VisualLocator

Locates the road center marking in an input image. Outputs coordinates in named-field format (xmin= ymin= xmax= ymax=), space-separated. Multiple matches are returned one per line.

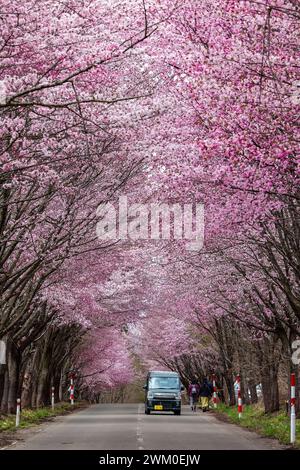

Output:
xmin=137 ymin=404 xmax=144 ymax=450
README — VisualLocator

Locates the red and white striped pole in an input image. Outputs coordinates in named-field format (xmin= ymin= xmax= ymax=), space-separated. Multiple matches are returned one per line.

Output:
xmin=70 ymin=376 xmax=74 ymax=405
xmin=236 ymin=375 xmax=243 ymax=419
xmin=51 ymin=386 xmax=55 ymax=411
xmin=290 ymin=373 xmax=296 ymax=444
xmin=212 ymin=374 xmax=217 ymax=408
xmin=16 ymin=398 xmax=21 ymax=427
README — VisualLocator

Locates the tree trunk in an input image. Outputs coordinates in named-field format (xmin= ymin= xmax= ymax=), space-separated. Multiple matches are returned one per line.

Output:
xmin=7 ymin=341 xmax=21 ymax=414
xmin=36 ymin=367 xmax=50 ymax=407
xmin=0 ymin=365 xmax=5 ymax=405
xmin=240 ymin=373 xmax=250 ymax=405
xmin=261 ymin=365 xmax=279 ymax=413
xmin=53 ymin=373 xmax=61 ymax=403
xmin=249 ymin=381 xmax=258 ymax=404
xmin=224 ymin=372 xmax=236 ymax=406
xmin=21 ymin=370 xmax=33 ymax=408
xmin=0 ymin=370 xmax=9 ymax=413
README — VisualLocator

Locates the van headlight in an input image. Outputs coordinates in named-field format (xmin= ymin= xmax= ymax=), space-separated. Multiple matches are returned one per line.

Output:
xmin=175 ymin=392 xmax=181 ymax=400
xmin=147 ymin=391 xmax=154 ymax=399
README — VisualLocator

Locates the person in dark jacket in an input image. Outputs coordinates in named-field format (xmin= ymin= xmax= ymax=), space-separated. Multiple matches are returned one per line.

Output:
xmin=199 ymin=378 xmax=213 ymax=412
xmin=188 ymin=379 xmax=200 ymax=412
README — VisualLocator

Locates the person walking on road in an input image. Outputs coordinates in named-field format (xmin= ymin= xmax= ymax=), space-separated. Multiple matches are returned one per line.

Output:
xmin=188 ymin=379 xmax=200 ymax=412
xmin=199 ymin=377 xmax=213 ymax=412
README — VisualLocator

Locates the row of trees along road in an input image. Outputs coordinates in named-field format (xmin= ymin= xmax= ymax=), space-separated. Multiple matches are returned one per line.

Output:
xmin=1 ymin=0 xmax=300 ymax=415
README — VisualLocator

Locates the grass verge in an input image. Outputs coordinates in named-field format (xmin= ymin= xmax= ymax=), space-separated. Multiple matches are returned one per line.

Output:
xmin=214 ymin=403 xmax=300 ymax=448
xmin=0 ymin=402 xmax=85 ymax=433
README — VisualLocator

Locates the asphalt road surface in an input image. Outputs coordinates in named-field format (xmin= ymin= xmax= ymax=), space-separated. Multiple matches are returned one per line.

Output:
xmin=8 ymin=404 xmax=283 ymax=450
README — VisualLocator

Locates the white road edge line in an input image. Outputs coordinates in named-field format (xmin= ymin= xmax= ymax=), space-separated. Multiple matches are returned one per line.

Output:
xmin=0 ymin=441 xmax=17 ymax=450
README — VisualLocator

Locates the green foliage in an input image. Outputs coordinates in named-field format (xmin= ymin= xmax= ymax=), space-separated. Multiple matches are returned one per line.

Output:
xmin=215 ymin=403 xmax=300 ymax=448
xmin=0 ymin=402 xmax=82 ymax=432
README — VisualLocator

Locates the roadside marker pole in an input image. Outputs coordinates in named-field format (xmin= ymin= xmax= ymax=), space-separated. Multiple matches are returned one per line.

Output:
xmin=16 ymin=398 xmax=21 ymax=427
xmin=70 ymin=377 xmax=74 ymax=406
xmin=212 ymin=374 xmax=217 ymax=408
xmin=51 ymin=386 xmax=55 ymax=411
xmin=290 ymin=373 xmax=296 ymax=445
xmin=236 ymin=375 xmax=243 ymax=419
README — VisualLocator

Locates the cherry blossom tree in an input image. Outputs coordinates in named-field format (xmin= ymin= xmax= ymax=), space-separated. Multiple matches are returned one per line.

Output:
xmin=0 ymin=0 xmax=299 ymax=414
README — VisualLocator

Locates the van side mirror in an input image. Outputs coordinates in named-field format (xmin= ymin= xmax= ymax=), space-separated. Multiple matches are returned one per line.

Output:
xmin=181 ymin=385 xmax=185 ymax=391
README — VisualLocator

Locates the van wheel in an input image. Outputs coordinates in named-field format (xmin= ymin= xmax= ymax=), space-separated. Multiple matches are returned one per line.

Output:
xmin=145 ymin=408 xmax=150 ymax=415
xmin=174 ymin=410 xmax=181 ymax=415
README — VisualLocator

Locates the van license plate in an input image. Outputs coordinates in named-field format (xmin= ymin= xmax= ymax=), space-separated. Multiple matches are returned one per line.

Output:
xmin=154 ymin=405 xmax=163 ymax=410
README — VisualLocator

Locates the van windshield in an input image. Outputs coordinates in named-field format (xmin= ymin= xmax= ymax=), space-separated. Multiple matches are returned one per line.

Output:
xmin=148 ymin=376 xmax=180 ymax=390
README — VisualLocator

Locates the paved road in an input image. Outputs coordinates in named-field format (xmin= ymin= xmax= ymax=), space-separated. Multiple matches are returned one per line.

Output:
xmin=8 ymin=404 xmax=282 ymax=450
